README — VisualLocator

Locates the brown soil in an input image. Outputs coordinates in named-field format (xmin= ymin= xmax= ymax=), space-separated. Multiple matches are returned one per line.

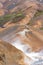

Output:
xmin=0 ymin=40 xmax=25 ymax=65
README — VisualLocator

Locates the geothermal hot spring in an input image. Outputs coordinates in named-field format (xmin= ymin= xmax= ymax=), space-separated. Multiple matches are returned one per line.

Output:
xmin=2 ymin=28 xmax=43 ymax=65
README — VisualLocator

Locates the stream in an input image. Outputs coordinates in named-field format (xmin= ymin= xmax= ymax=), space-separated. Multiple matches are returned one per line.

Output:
xmin=0 ymin=27 xmax=43 ymax=65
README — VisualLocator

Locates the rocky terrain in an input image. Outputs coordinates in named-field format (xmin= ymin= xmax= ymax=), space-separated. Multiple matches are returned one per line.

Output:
xmin=0 ymin=0 xmax=43 ymax=65
xmin=0 ymin=40 xmax=27 ymax=65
